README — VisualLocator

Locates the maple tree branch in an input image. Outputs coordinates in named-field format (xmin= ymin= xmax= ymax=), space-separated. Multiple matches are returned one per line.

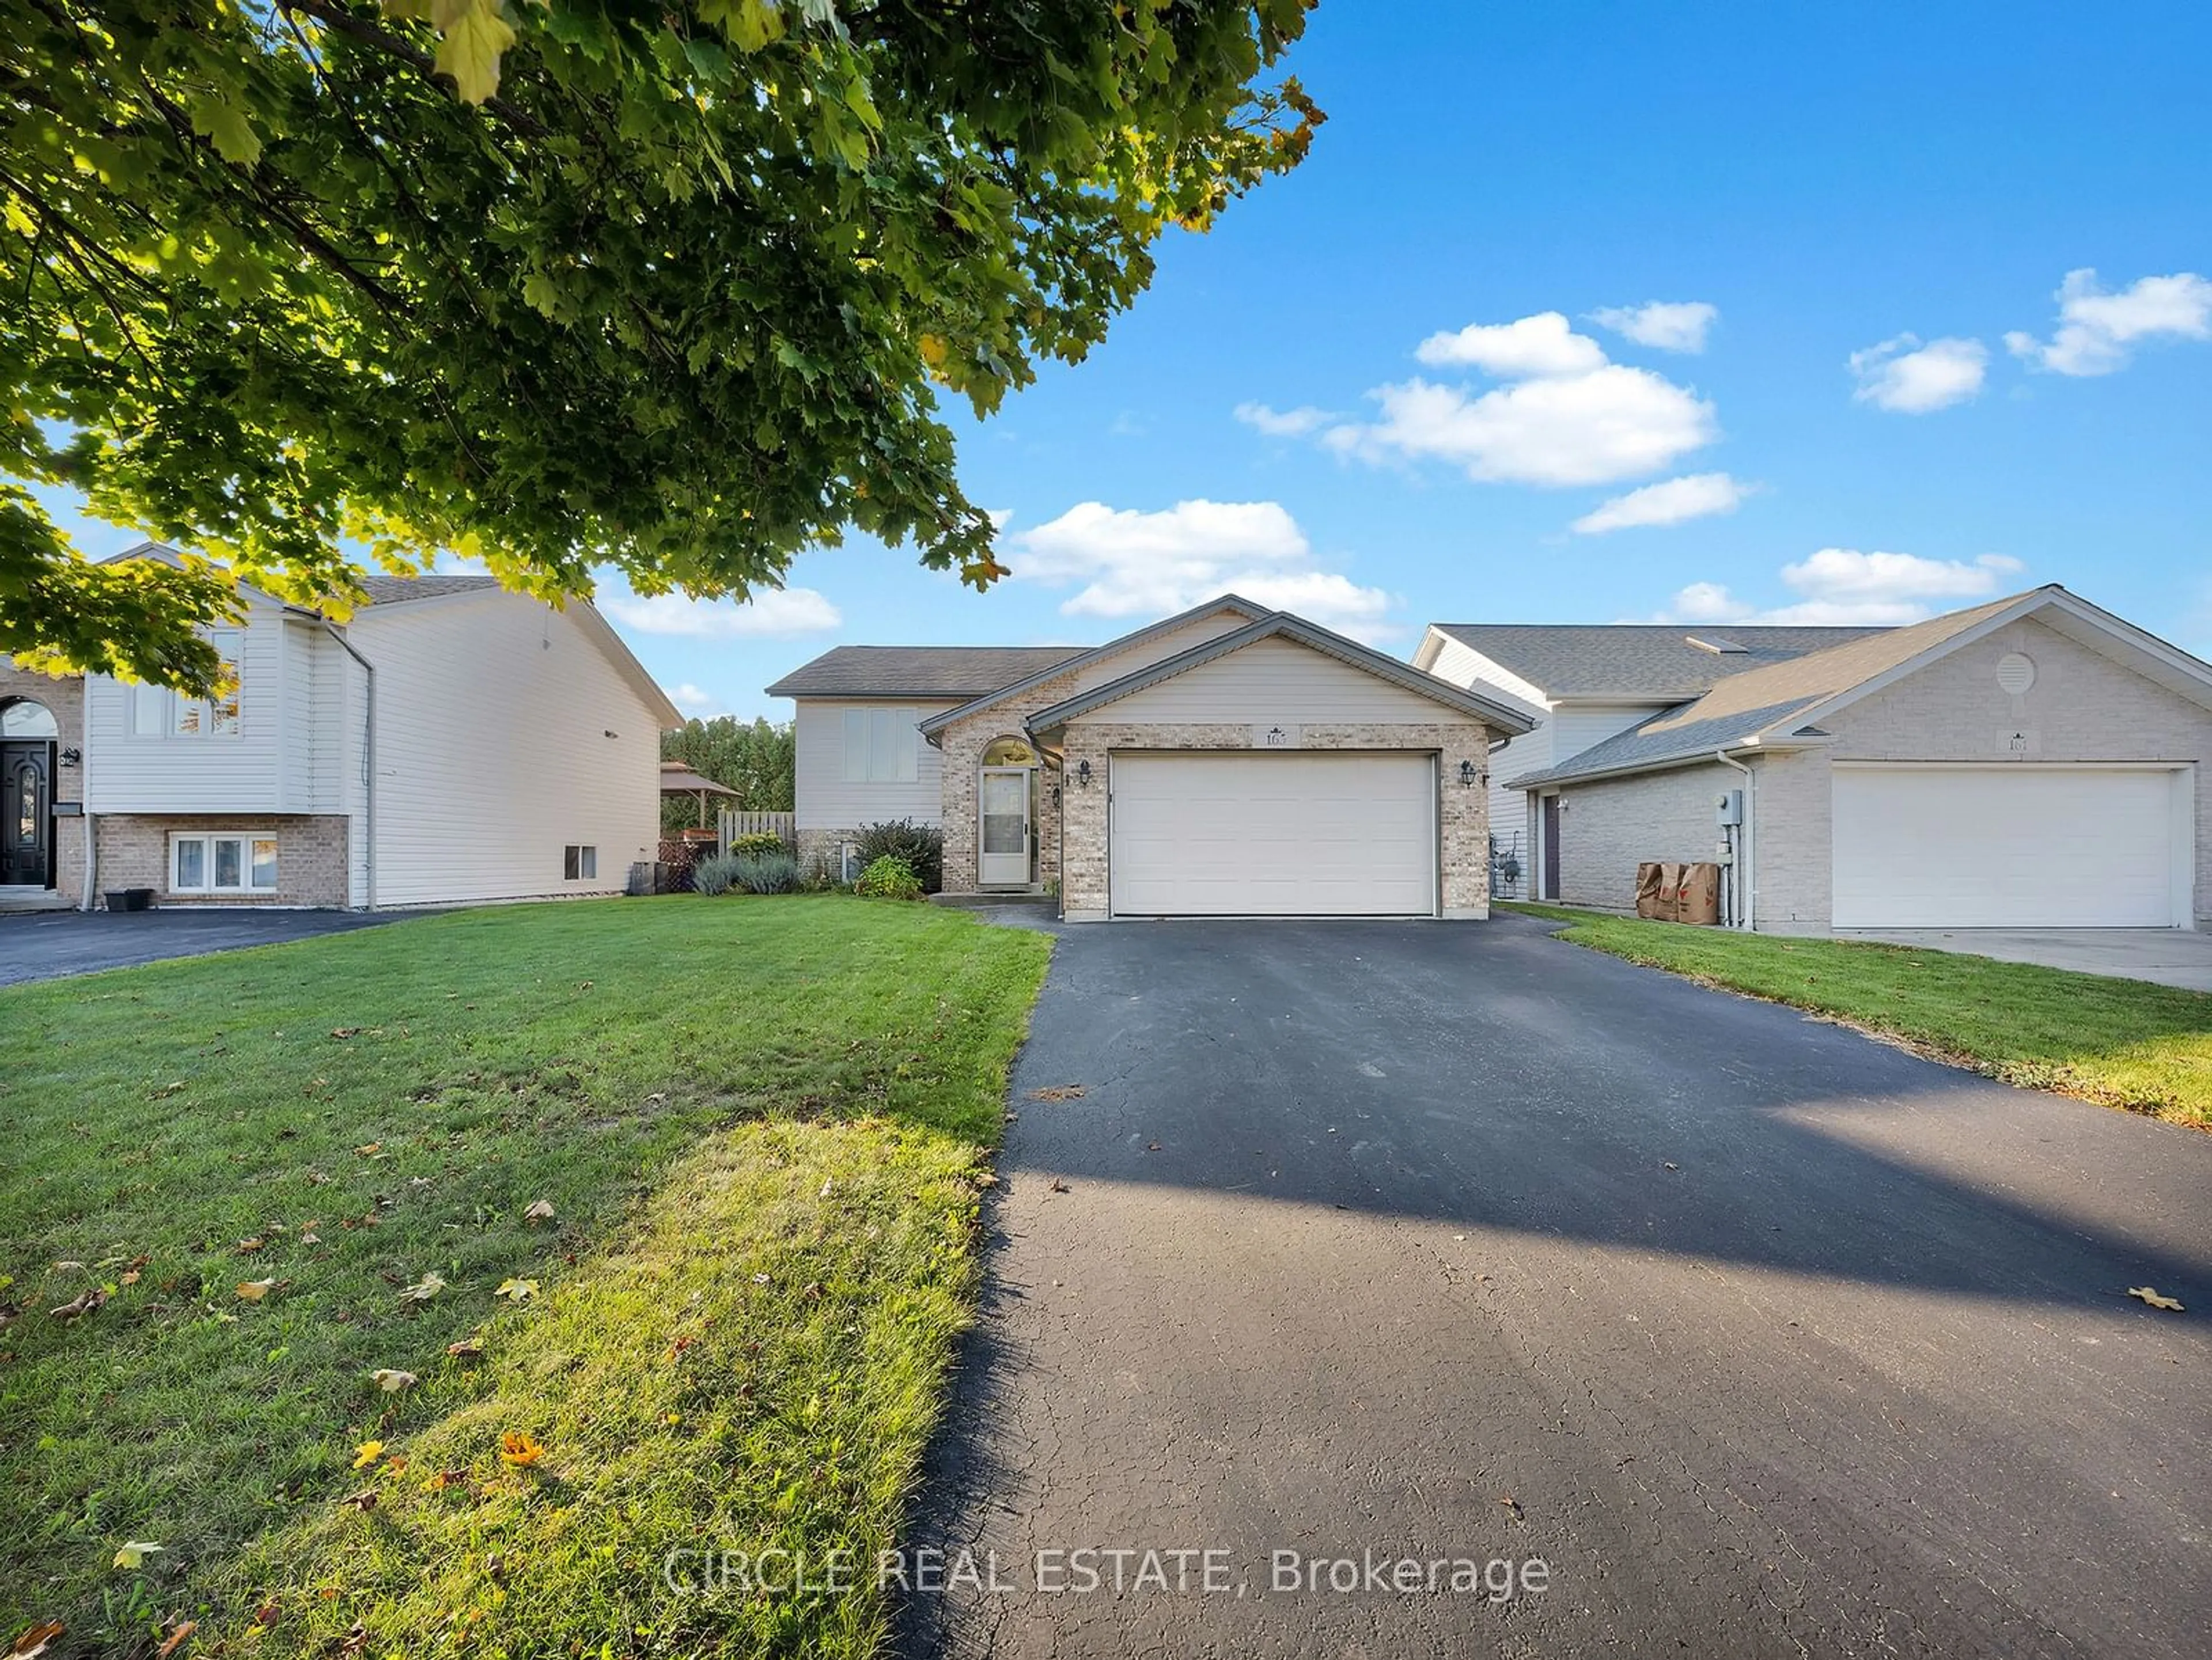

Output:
xmin=275 ymin=0 xmax=549 ymax=139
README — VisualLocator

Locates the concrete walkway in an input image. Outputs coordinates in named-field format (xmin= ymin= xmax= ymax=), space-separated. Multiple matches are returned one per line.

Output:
xmin=1846 ymin=927 xmax=2212 ymax=992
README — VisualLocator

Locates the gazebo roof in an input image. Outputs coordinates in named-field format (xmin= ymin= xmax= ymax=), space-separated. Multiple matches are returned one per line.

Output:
xmin=658 ymin=761 xmax=740 ymax=797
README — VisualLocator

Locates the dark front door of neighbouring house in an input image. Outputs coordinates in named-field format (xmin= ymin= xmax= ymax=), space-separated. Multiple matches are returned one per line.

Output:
xmin=1541 ymin=794 xmax=1561 ymax=901
xmin=1 ymin=741 xmax=54 ymax=886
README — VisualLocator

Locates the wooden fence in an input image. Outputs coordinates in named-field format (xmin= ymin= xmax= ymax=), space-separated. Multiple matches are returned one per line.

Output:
xmin=717 ymin=809 xmax=797 ymax=856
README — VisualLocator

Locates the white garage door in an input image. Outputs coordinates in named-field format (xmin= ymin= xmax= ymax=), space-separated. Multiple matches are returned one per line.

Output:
xmin=1832 ymin=765 xmax=2184 ymax=928
xmin=1110 ymin=752 xmax=1437 ymax=917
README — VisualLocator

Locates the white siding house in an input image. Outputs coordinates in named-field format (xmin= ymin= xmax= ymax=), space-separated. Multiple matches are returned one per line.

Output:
xmin=60 ymin=548 xmax=680 ymax=910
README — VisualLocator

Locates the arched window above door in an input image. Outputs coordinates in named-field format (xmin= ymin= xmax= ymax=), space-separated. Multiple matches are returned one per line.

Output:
xmin=1 ymin=699 xmax=58 ymax=738
xmin=981 ymin=735 xmax=1035 ymax=766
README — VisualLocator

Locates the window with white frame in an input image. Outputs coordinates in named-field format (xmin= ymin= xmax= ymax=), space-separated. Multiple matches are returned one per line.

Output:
xmin=171 ymin=832 xmax=278 ymax=894
xmin=563 ymin=844 xmax=597 ymax=880
xmin=132 ymin=630 xmax=244 ymax=738
xmin=840 ymin=707 xmax=920 ymax=783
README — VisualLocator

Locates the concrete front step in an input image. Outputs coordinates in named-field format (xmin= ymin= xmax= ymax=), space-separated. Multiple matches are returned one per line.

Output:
xmin=929 ymin=891 xmax=1057 ymax=911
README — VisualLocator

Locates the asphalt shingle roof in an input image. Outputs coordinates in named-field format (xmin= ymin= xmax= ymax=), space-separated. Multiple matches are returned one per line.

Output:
xmin=1429 ymin=623 xmax=1887 ymax=700
xmin=765 ymin=645 xmax=1088 ymax=700
xmin=1509 ymin=592 xmax=2043 ymax=787
xmin=357 ymin=573 xmax=502 ymax=605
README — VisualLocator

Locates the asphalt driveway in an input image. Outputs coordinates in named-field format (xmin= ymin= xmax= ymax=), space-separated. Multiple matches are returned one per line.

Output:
xmin=902 ymin=913 xmax=2211 ymax=1659
xmin=0 ymin=907 xmax=421 ymax=986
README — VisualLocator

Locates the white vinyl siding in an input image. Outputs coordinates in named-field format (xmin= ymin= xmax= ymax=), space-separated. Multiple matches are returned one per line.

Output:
xmin=1109 ymin=752 xmax=1437 ymax=917
xmin=88 ymin=611 xmax=285 ymax=812
xmin=1097 ymin=636 xmax=1455 ymax=725
xmin=1832 ymin=765 xmax=2188 ymax=928
xmin=346 ymin=593 xmax=663 ymax=907
xmin=792 ymin=700 xmax=954 ymax=830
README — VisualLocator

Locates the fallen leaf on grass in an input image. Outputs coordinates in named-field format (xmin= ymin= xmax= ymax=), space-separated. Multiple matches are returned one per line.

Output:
xmin=49 ymin=1288 xmax=106 ymax=1321
xmin=498 ymin=1431 xmax=544 ymax=1468
xmin=353 ymin=1143 xmax=381 ymax=1157
xmin=9 ymin=1622 xmax=66 ymax=1658
xmin=522 ymin=1199 xmax=556 ymax=1223
xmin=426 ymin=1469 xmax=469 ymax=1492
xmin=155 ymin=1620 xmax=197 ymax=1657
xmin=397 ymin=1272 xmax=446 ymax=1302
xmin=446 ymin=1337 xmax=484 ymax=1360
xmin=236 ymin=1237 xmax=265 ymax=1253
xmin=371 ymin=1368 xmax=418 ymax=1393
xmin=2129 ymin=1286 xmax=2186 ymax=1312
xmin=112 ymin=1540 xmax=163 ymax=1570
xmin=1027 ymin=1085 xmax=1086 ymax=1102
xmin=235 ymin=1278 xmax=283 ymax=1302
xmin=353 ymin=1440 xmax=385 ymax=1469
xmin=494 ymin=1278 xmax=537 ymax=1302
xmin=119 ymin=1269 xmax=142 ymax=1286
xmin=330 ymin=1028 xmax=361 ymax=1040
xmin=340 ymin=1489 xmax=377 ymax=1511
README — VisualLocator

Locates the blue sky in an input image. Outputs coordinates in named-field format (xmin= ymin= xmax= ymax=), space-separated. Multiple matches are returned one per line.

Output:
xmin=44 ymin=2 xmax=2212 ymax=721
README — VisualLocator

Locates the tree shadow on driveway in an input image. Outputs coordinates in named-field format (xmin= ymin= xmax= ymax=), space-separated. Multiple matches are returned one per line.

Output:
xmin=897 ymin=914 xmax=2212 ymax=1660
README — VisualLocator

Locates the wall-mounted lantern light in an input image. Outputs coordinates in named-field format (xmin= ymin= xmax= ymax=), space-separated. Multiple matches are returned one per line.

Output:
xmin=1457 ymin=759 xmax=1482 ymax=789
xmin=59 ymin=746 xmax=82 ymax=767
xmin=1076 ymin=759 xmax=1093 ymax=789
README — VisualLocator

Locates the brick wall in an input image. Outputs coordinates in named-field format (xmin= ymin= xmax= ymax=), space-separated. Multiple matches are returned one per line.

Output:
xmin=1 ymin=661 xmax=86 ymax=899
xmin=1055 ymin=720 xmax=1494 ymax=920
xmin=95 ymin=813 xmax=350 ymax=907
xmin=1550 ymin=761 xmax=1734 ymax=915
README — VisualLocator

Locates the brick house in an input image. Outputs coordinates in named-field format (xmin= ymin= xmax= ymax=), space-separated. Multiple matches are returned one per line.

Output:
xmin=1419 ymin=586 xmax=2212 ymax=932
xmin=1 ymin=545 xmax=680 ymax=911
xmin=767 ymin=597 xmax=1536 ymax=921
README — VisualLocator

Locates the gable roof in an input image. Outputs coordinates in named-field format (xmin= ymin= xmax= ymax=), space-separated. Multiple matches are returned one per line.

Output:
xmin=1506 ymin=585 xmax=2212 ymax=789
xmin=1425 ymin=622 xmax=1886 ymax=700
xmin=914 ymin=594 xmax=1271 ymax=739
xmin=764 ymin=644 xmax=1086 ymax=700
xmin=1026 ymin=611 xmax=1539 ymax=738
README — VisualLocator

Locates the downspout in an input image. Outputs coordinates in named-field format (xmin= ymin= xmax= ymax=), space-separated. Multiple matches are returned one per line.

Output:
xmin=1715 ymin=747 xmax=1754 ymax=931
xmin=323 ymin=622 xmax=377 ymax=911
xmin=79 ymin=714 xmax=96 ymax=911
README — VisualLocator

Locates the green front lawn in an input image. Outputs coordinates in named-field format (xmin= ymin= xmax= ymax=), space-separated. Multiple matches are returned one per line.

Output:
xmin=0 ymin=896 xmax=1051 ymax=1658
xmin=1504 ymin=902 xmax=2212 ymax=1127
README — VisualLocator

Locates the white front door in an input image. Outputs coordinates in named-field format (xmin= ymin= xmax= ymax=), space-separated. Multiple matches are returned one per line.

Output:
xmin=979 ymin=766 xmax=1032 ymax=886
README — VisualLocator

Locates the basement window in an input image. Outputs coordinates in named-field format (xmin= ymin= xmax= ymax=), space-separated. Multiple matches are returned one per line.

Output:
xmin=171 ymin=833 xmax=278 ymax=894
xmin=563 ymin=844 xmax=598 ymax=881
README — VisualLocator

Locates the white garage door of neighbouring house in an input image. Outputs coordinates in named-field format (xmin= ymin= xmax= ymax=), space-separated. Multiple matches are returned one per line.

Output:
xmin=1832 ymin=764 xmax=2186 ymax=928
xmin=1110 ymin=752 xmax=1437 ymax=917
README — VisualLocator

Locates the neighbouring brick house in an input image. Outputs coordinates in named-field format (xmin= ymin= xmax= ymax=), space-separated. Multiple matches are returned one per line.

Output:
xmin=1420 ymin=585 xmax=2212 ymax=933
xmin=1 ymin=544 xmax=680 ymax=911
xmin=767 ymin=598 xmax=1536 ymax=921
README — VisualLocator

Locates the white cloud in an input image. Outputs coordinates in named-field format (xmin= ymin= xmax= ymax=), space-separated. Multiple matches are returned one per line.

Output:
xmin=669 ymin=683 xmax=726 ymax=718
xmin=1234 ymin=401 xmax=1337 ymax=438
xmin=1330 ymin=364 xmax=1718 ymax=487
xmin=1588 ymin=301 xmax=1719 ymax=354
xmin=2005 ymin=268 xmax=2212 ymax=376
xmin=1415 ymin=312 xmax=1609 ymax=377
xmin=1010 ymin=499 xmax=1396 ymax=640
xmin=1654 ymin=550 xmax=2028 ymax=627
xmin=1849 ymin=334 xmax=1988 ymax=412
xmin=1570 ymin=472 xmax=1755 ymax=535
xmin=600 ymin=585 xmax=842 ymax=638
